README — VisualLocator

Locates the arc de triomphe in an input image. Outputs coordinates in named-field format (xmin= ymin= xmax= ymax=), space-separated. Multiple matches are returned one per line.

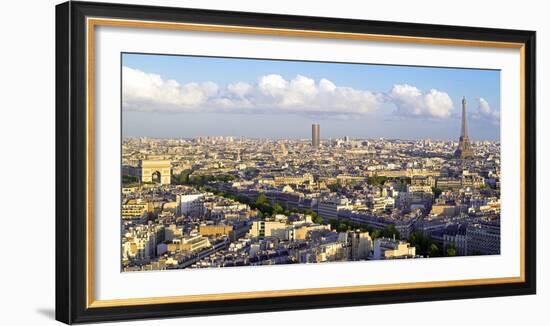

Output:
xmin=138 ymin=160 xmax=171 ymax=185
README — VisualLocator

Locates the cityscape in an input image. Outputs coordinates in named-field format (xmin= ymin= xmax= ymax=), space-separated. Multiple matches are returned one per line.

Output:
xmin=121 ymin=54 xmax=500 ymax=272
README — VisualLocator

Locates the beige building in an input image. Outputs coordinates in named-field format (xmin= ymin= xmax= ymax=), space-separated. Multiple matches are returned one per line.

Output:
xmin=199 ymin=224 xmax=233 ymax=237
xmin=431 ymin=204 xmax=458 ymax=217
xmin=407 ymin=185 xmax=434 ymax=193
xmin=180 ymin=235 xmax=211 ymax=252
xmin=249 ymin=220 xmax=287 ymax=237
xmin=164 ymin=224 xmax=183 ymax=241
xmin=292 ymin=224 xmax=331 ymax=240
xmin=336 ymin=174 xmax=365 ymax=185
xmin=164 ymin=234 xmax=211 ymax=253
xmin=316 ymin=242 xmax=347 ymax=262
xmin=374 ymin=238 xmax=416 ymax=259
xmin=373 ymin=169 xmax=440 ymax=178
xmin=274 ymin=173 xmax=314 ymax=186
xmin=139 ymin=160 xmax=171 ymax=185
xmin=350 ymin=230 xmax=373 ymax=260
xmin=121 ymin=203 xmax=148 ymax=221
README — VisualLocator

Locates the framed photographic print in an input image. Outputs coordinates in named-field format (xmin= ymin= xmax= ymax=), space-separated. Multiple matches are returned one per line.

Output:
xmin=55 ymin=1 xmax=536 ymax=324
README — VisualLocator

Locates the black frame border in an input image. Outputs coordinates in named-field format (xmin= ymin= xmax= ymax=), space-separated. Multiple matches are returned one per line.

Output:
xmin=56 ymin=1 xmax=536 ymax=324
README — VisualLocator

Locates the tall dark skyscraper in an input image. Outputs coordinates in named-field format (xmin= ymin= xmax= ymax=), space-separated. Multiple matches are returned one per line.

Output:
xmin=454 ymin=97 xmax=474 ymax=159
xmin=311 ymin=123 xmax=320 ymax=148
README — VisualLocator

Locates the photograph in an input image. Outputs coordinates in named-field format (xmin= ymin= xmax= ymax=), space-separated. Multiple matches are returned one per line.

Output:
xmin=50 ymin=1 xmax=537 ymax=323
xmin=120 ymin=53 xmax=501 ymax=272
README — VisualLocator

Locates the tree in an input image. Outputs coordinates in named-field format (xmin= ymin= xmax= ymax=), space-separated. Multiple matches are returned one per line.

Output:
xmin=255 ymin=193 xmax=269 ymax=206
xmin=312 ymin=214 xmax=324 ymax=224
xmin=409 ymin=231 xmax=437 ymax=257
xmin=382 ymin=224 xmax=400 ymax=239
xmin=122 ymin=175 xmax=139 ymax=185
xmin=176 ymin=169 xmax=192 ymax=184
xmin=254 ymin=194 xmax=274 ymax=216
xmin=327 ymin=183 xmax=344 ymax=193
xmin=368 ymin=175 xmax=388 ymax=186
xmin=446 ymin=247 xmax=457 ymax=257
xmin=272 ymin=203 xmax=284 ymax=215
xmin=239 ymin=195 xmax=251 ymax=205
xmin=428 ymin=243 xmax=440 ymax=257
xmin=337 ymin=222 xmax=350 ymax=232
xmin=397 ymin=177 xmax=411 ymax=191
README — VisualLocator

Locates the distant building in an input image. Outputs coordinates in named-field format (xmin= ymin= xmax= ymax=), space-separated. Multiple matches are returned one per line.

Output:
xmin=274 ymin=173 xmax=314 ymax=187
xmin=466 ymin=221 xmax=500 ymax=255
xmin=411 ymin=175 xmax=436 ymax=187
xmin=436 ymin=177 xmax=462 ymax=190
xmin=430 ymin=204 xmax=459 ymax=217
xmin=336 ymin=174 xmax=366 ymax=185
xmin=317 ymin=196 xmax=351 ymax=221
xmin=199 ymin=224 xmax=233 ymax=237
xmin=349 ymin=230 xmax=373 ymax=260
xmin=312 ymin=123 xmax=320 ymax=148
xmin=159 ymin=234 xmax=212 ymax=254
xmin=443 ymin=224 xmax=468 ymax=256
xmin=373 ymin=238 xmax=416 ymax=260
xmin=177 ymin=194 xmax=205 ymax=217
xmin=316 ymin=242 xmax=347 ymax=262
xmin=180 ymin=235 xmax=211 ymax=252
xmin=279 ymin=142 xmax=288 ymax=156
xmin=121 ymin=203 xmax=148 ymax=222
xmin=292 ymin=223 xmax=331 ymax=240
xmin=249 ymin=220 xmax=287 ymax=238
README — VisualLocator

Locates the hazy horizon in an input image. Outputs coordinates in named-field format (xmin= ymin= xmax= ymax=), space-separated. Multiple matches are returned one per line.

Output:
xmin=123 ymin=134 xmax=499 ymax=142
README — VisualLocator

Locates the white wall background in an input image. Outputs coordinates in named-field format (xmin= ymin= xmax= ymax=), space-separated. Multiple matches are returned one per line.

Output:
xmin=0 ymin=0 xmax=546 ymax=324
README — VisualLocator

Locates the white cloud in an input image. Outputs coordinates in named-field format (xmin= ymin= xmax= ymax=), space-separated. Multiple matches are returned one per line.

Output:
xmin=226 ymin=81 xmax=252 ymax=98
xmin=387 ymin=84 xmax=453 ymax=118
xmin=122 ymin=67 xmax=456 ymax=120
xmin=471 ymin=98 xmax=500 ymax=125
xmin=123 ymin=67 xmax=384 ymax=116
xmin=122 ymin=66 xmax=219 ymax=112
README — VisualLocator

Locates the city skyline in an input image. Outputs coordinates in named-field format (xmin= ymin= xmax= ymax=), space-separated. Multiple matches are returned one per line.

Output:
xmin=121 ymin=54 xmax=500 ymax=273
xmin=122 ymin=53 xmax=501 ymax=141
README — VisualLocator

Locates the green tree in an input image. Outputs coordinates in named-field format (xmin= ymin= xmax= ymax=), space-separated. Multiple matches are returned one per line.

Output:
xmin=337 ymin=222 xmax=350 ymax=232
xmin=382 ymin=224 xmax=400 ymax=239
xmin=312 ymin=214 xmax=324 ymax=224
xmin=397 ymin=177 xmax=411 ymax=191
xmin=409 ymin=231 xmax=437 ymax=257
xmin=329 ymin=219 xmax=339 ymax=230
xmin=368 ymin=176 xmax=388 ymax=186
xmin=122 ymin=175 xmax=139 ymax=185
xmin=272 ymin=203 xmax=284 ymax=215
xmin=254 ymin=194 xmax=274 ymax=216
xmin=255 ymin=193 xmax=269 ymax=206
xmin=428 ymin=243 xmax=440 ymax=257
xmin=445 ymin=247 xmax=457 ymax=257
xmin=174 ymin=169 xmax=191 ymax=185
xmin=327 ymin=183 xmax=344 ymax=193
xmin=239 ymin=195 xmax=251 ymax=205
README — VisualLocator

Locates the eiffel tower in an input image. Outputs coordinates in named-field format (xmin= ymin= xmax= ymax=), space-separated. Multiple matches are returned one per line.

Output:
xmin=454 ymin=96 xmax=474 ymax=159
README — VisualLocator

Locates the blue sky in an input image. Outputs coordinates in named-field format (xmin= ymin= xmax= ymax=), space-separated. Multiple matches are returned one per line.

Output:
xmin=122 ymin=53 xmax=501 ymax=140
